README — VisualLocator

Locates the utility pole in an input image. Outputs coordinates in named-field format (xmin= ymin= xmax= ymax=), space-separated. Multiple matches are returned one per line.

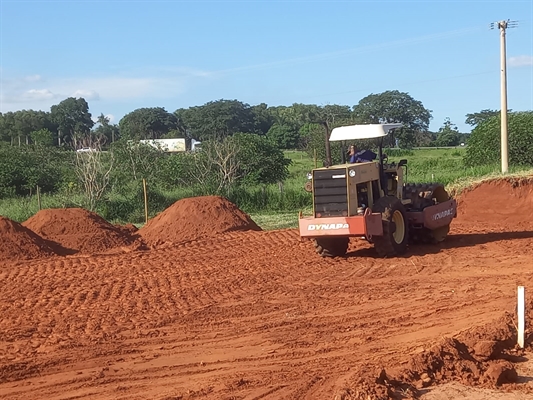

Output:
xmin=491 ymin=19 xmax=517 ymax=174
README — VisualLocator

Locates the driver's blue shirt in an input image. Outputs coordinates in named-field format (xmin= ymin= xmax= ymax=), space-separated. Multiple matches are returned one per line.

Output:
xmin=352 ymin=150 xmax=377 ymax=163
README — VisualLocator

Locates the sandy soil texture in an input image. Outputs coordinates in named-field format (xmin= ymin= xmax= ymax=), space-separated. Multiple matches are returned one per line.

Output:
xmin=1 ymin=179 xmax=533 ymax=399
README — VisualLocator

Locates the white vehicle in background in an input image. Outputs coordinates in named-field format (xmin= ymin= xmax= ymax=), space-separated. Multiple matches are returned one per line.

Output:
xmin=76 ymin=147 xmax=97 ymax=153
xmin=138 ymin=138 xmax=202 ymax=152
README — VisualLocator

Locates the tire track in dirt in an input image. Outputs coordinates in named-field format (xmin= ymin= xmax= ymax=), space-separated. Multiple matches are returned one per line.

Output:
xmin=1 ymin=202 xmax=533 ymax=399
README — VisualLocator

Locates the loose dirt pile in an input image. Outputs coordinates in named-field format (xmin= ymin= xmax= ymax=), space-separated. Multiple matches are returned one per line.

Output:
xmin=456 ymin=177 xmax=533 ymax=229
xmin=0 ymin=216 xmax=57 ymax=262
xmin=345 ymin=309 xmax=531 ymax=399
xmin=138 ymin=195 xmax=261 ymax=245
xmin=22 ymin=208 xmax=137 ymax=254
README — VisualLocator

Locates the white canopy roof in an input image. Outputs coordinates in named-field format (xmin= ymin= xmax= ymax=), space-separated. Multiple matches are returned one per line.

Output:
xmin=329 ymin=123 xmax=403 ymax=141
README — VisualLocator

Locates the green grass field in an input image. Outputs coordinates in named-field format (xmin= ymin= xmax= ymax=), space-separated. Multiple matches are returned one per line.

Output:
xmin=284 ymin=147 xmax=531 ymax=187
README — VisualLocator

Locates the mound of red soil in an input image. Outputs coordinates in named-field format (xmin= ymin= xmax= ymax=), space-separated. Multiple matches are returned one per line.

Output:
xmin=138 ymin=195 xmax=261 ymax=245
xmin=0 ymin=216 xmax=57 ymax=262
xmin=22 ymin=208 xmax=137 ymax=254
xmin=115 ymin=223 xmax=139 ymax=236
xmin=455 ymin=178 xmax=533 ymax=230
xmin=349 ymin=311 xmax=524 ymax=398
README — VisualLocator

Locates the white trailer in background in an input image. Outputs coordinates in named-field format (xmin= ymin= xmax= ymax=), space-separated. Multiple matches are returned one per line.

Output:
xmin=139 ymin=138 xmax=201 ymax=152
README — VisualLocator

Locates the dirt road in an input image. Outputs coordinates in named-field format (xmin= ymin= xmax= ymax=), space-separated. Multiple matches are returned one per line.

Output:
xmin=0 ymin=180 xmax=532 ymax=399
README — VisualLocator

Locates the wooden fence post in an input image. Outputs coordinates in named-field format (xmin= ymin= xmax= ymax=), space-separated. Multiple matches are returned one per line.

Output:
xmin=142 ymin=179 xmax=148 ymax=224
xmin=36 ymin=186 xmax=42 ymax=210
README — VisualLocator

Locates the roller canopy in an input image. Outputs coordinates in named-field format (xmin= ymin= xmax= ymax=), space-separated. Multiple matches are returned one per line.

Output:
xmin=329 ymin=123 xmax=403 ymax=141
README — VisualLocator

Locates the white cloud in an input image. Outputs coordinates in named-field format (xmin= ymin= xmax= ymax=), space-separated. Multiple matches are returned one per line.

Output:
xmin=73 ymin=77 xmax=162 ymax=100
xmin=0 ymin=67 xmax=212 ymax=113
xmin=71 ymin=89 xmax=100 ymax=100
xmin=508 ymin=55 xmax=533 ymax=67
xmin=24 ymin=89 xmax=57 ymax=100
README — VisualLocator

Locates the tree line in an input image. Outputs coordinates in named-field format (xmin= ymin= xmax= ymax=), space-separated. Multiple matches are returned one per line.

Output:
xmin=1 ymin=90 xmax=496 ymax=152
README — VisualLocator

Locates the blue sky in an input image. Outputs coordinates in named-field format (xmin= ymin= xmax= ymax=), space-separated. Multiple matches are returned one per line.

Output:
xmin=1 ymin=0 xmax=532 ymax=133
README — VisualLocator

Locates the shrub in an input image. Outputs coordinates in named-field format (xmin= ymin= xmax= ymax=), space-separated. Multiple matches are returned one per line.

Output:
xmin=0 ymin=145 xmax=74 ymax=197
xmin=465 ymin=111 xmax=533 ymax=167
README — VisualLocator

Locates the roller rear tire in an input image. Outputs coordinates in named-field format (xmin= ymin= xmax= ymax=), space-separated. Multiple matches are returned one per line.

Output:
xmin=372 ymin=196 xmax=408 ymax=257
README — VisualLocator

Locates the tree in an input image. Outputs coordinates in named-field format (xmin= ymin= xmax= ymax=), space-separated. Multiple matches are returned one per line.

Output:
xmin=0 ymin=110 xmax=55 ymax=146
xmin=119 ymin=107 xmax=178 ymax=140
xmin=228 ymin=133 xmax=291 ymax=185
xmin=304 ymin=123 xmax=345 ymax=166
xmin=109 ymin=139 xmax=166 ymax=186
xmin=314 ymin=104 xmax=354 ymax=165
xmin=186 ymin=138 xmax=243 ymax=194
xmin=177 ymin=100 xmax=256 ymax=141
xmin=298 ymin=122 xmax=320 ymax=150
xmin=353 ymin=90 xmax=432 ymax=148
xmin=50 ymin=97 xmax=94 ymax=148
xmin=434 ymin=118 xmax=461 ymax=147
xmin=265 ymin=104 xmax=315 ymax=149
xmin=413 ymin=130 xmax=435 ymax=147
xmin=465 ymin=111 xmax=533 ymax=167
xmin=465 ymin=109 xmax=502 ymax=127
xmin=30 ymin=128 xmax=55 ymax=146
xmin=13 ymin=110 xmax=35 ymax=145
xmin=266 ymin=123 xmax=300 ymax=149
xmin=93 ymin=113 xmax=120 ymax=145
xmin=0 ymin=114 xmax=5 ymax=142
xmin=0 ymin=112 xmax=16 ymax=144
xmin=173 ymin=108 xmax=189 ymax=136
xmin=75 ymin=145 xmax=113 ymax=211
xmin=251 ymin=103 xmax=275 ymax=135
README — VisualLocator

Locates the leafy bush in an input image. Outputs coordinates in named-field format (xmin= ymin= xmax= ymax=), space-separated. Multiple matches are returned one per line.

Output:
xmin=229 ymin=133 xmax=291 ymax=185
xmin=109 ymin=140 xmax=167 ymax=189
xmin=157 ymin=152 xmax=197 ymax=189
xmin=266 ymin=123 xmax=300 ymax=149
xmin=0 ymin=145 xmax=74 ymax=197
xmin=465 ymin=111 xmax=533 ymax=167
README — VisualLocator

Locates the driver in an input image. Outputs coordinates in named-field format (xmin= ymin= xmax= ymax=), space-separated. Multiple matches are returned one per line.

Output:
xmin=348 ymin=145 xmax=377 ymax=163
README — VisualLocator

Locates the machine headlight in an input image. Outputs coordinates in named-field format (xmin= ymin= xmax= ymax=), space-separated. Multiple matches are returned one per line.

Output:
xmin=348 ymin=169 xmax=356 ymax=177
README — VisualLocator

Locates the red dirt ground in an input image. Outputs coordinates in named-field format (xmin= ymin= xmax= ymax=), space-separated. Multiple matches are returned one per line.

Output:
xmin=138 ymin=195 xmax=262 ymax=246
xmin=1 ymin=180 xmax=533 ymax=399
xmin=22 ymin=208 xmax=138 ymax=254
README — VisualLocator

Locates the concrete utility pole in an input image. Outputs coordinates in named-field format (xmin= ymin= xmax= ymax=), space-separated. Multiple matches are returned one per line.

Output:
xmin=498 ymin=20 xmax=509 ymax=174
xmin=491 ymin=19 xmax=517 ymax=174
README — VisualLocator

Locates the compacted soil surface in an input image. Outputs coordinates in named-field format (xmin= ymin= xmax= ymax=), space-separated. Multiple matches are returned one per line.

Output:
xmin=1 ymin=181 xmax=533 ymax=399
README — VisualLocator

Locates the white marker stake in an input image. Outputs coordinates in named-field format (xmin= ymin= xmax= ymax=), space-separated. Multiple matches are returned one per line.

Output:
xmin=518 ymin=286 xmax=525 ymax=348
